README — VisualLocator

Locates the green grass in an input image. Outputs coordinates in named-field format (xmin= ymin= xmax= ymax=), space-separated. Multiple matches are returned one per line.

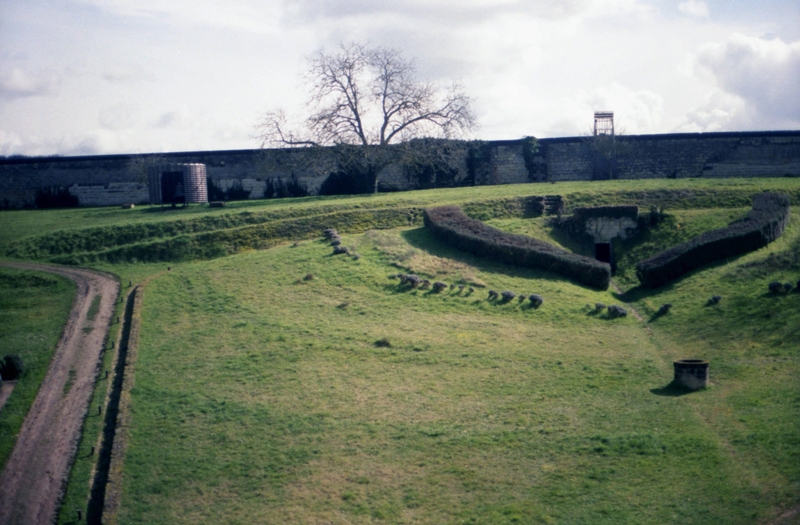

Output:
xmin=0 ymin=268 xmax=76 ymax=469
xmin=3 ymin=178 xmax=799 ymax=263
xmin=56 ymin=280 xmax=128 ymax=525
xmin=1 ymin=178 xmax=798 ymax=524
xmin=114 ymin=219 xmax=798 ymax=524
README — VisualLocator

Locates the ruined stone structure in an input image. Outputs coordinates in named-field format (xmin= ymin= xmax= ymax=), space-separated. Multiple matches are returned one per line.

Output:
xmin=1 ymin=130 xmax=798 ymax=208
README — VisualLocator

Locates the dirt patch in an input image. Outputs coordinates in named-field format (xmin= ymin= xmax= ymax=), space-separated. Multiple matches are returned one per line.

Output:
xmin=766 ymin=505 xmax=800 ymax=525
xmin=0 ymin=381 xmax=16 ymax=412
xmin=0 ymin=262 xmax=119 ymax=525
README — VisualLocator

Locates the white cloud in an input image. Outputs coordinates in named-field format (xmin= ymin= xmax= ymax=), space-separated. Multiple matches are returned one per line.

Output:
xmin=0 ymin=68 xmax=61 ymax=99
xmin=678 ymin=0 xmax=709 ymax=19
xmin=72 ymin=0 xmax=283 ymax=33
xmin=282 ymin=0 xmax=652 ymax=24
xmin=678 ymin=91 xmax=748 ymax=132
xmin=102 ymin=65 xmax=152 ymax=84
xmin=685 ymin=34 xmax=800 ymax=129
xmin=0 ymin=130 xmax=25 ymax=156
xmin=542 ymin=83 xmax=664 ymax=137
xmin=98 ymin=103 xmax=140 ymax=130
xmin=150 ymin=105 xmax=191 ymax=129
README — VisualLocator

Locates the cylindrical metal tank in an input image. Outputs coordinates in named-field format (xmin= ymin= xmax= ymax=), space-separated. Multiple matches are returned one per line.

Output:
xmin=147 ymin=163 xmax=208 ymax=204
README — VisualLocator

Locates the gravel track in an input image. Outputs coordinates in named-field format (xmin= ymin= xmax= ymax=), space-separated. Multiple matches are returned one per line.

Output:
xmin=0 ymin=262 xmax=119 ymax=525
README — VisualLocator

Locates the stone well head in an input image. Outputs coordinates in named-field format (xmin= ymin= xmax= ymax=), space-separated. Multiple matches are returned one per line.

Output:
xmin=673 ymin=359 xmax=709 ymax=390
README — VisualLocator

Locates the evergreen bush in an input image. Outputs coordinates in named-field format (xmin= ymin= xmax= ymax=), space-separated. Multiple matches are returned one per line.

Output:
xmin=636 ymin=192 xmax=790 ymax=287
xmin=432 ymin=282 xmax=448 ymax=293
xmin=424 ymin=206 xmax=610 ymax=289
xmin=0 ymin=354 xmax=24 ymax=380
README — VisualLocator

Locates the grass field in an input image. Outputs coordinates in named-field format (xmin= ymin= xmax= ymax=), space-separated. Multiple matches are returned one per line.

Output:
xmin=0 ymin=268 xmax=76 ymax=468
xmin=1 ymin=178 xmax=799 ymax=524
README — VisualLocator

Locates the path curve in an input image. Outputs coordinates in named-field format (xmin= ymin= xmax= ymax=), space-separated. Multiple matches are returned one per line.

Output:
xmin=0 ymin=262 xmax=119 ymax=525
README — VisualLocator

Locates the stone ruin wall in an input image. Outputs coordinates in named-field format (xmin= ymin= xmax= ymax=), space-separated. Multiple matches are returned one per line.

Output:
xmin=1 ymin=130 xmax=799 ymax=208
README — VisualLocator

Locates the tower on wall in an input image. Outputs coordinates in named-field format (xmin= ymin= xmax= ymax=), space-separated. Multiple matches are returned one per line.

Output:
xmin=147 ymin=163 xmax=208 ymax=205
xmin=594 ymin=112 xmax=614 ymax=136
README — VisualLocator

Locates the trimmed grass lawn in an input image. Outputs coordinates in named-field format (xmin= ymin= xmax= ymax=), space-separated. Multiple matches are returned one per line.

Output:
xmin=118 ymin=218 xmax=799 ymax=524
xmin=2 ymin=178 xmax=797 ymax=524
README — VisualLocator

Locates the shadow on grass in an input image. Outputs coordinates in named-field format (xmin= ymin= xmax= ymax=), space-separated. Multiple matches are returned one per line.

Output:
xmin=650 ymin=381 xmax=705 ymax=397
xmin=86 ymin=288 xmax=138 ymax=524
xmin=400 ymin=227 xmax=591 ymax=288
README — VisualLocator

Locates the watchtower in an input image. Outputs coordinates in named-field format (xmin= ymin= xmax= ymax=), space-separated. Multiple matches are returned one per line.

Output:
xmin=593 ymin=112 xmax=614 ymax=136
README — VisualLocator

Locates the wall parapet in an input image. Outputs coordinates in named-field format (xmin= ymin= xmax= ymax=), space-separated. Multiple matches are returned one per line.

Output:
xmin=1 ymin=130 xmax=799 ymax=208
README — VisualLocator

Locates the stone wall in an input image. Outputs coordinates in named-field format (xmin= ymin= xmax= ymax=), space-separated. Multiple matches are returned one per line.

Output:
xmin=1 ymin=130 xmax=799 ymax=208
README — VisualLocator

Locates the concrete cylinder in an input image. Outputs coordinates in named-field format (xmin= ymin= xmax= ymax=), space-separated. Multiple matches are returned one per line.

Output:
xmin=147 ymin=163 xmax=208 ymax=204
xmin=673 ymin=359 xmax=709 ymax=390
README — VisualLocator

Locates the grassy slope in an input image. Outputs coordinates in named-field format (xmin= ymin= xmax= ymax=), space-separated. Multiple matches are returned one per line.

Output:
xmin=1 ymin=178 xmax=798 ymax=524
xmin=0 ymin=268 xmax=76 ymax=469
xmin=3 ymin=178 xmax=799 ymax=249
xmin=117 ymin=212 xmax=798 ymax=524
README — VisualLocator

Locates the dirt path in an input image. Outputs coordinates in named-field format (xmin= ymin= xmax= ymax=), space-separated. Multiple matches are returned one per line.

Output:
xmin=0 ymin=262 xmax=119 ymax=525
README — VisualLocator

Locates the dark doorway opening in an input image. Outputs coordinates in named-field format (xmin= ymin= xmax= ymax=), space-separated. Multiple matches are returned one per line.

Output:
xmin=160 ymin=171 xmax=185 ymax=205
xmin=595 ymin=242 xmax=616 ymax=273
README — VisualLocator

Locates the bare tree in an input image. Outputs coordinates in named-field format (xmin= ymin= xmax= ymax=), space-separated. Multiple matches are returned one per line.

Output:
xmin=583 ymin=126 xmax=628 ymax=181
xmin=256 ymin=42 xmax=476 ymax=192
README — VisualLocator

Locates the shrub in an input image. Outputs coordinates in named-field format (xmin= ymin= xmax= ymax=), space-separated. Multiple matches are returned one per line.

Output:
xmin=657 ymin=303 xmax=672 ymax=315
xmin=488 ymin=290 xmax=498 ymax=300
xmin=500 ymin=291 xmax=516 ymax=302
xmin=595 ymin=302 xmax=606 ymax=311
xmin=400 ymin=274 xmax=421 ymax=288
xmin=0 ymin=354 xmax=24 ymax=380
xmin=374 ymin=338 xmax=391 ymax=348
xmin=636 ymin=192 xmax=791 ymax=287
xmin=608 ymin=305 xmax=627 ymax=318
xmin=303 ymin=273 xmax=314 ymax=281
xmin=518 ymin=294 xmax=527 ymax=302
xmin=708 ymin=295 xmax=722 ymax=305
xmin=432 ymin=281 xmax=448 ymax=293
xmin=769 ymin=281 xmax=783 ymax=293
xmin=331 ymin=238 xmax=342 ymax=246
xmin=784 ymin=282 xmax=793 ymax=293
xmin=35 ymin=186 xmax=79 ymax=208
xmin=333 ymin=246 xmax=349 ymax=255
xmin=468 ymin=287 xmax=475 ymax=294
xmin=264 ymin=177 xmax=309 ymax=199
xmin=420 ymin=279 xmax=431 ymax=290
xmin=529 ymin=294 xmax=544 ymax=307
xmin=351 ymin=253 xmax=361 ymax=260
xmin=324 ymin=228 xmax=338 ymax=238
xmin=424 ymin=206 xmax=611 ymax=289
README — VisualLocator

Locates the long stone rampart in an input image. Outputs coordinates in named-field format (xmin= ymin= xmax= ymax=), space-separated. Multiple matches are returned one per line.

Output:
xmin=1 ymin=130 xmax=799 ymax=208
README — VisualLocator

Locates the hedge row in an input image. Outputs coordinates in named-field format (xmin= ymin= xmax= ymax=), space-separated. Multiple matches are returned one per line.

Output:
xmin=636 ymin=192 xmax=790 ymax=288
xmin=423 ymin=206 xmax=611 ymax=289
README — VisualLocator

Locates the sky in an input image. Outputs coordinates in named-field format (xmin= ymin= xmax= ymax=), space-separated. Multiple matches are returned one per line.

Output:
xmin=1 ymin=0 xmax=799 ymax=157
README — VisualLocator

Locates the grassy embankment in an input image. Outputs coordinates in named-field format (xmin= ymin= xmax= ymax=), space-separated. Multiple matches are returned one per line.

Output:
xmin=110 ymin=206 xmax=799 ymax=524
xmin=0 ymin=177 xmax=798 ymax=523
